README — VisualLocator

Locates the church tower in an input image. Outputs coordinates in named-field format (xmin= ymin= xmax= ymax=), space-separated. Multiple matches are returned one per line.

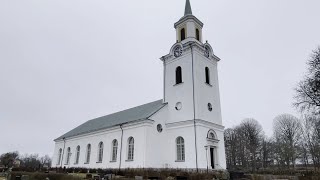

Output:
xmin=161 ymin=0 xmax=222 ymax=127
xmin=158 ymin=0 xmax=226 ymax=170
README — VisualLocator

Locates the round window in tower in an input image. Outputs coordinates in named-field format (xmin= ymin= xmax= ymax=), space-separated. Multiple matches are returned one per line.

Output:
xmin=208 ymin=103 xmax=213 ymax=111
xmin=157 ymin=124 xmax=163 ymax=133
xmin=175 ymin=102 xmax=182 ymax=111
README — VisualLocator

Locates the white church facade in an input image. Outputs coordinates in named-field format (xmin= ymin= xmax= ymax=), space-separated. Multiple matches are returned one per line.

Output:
xmin=52 ymin=0 xmax=226 ymax=170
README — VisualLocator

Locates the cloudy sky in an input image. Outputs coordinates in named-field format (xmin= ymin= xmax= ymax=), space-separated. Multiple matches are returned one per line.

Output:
xmin=1 ymin=0 xmax=320 ymax=156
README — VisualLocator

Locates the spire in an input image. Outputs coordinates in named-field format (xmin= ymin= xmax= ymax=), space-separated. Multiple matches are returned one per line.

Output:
xmin=184 ymin=0 xmax=193 ymax=16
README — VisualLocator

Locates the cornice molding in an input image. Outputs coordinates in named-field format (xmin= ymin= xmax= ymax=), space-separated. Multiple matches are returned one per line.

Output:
xmin=166 ymin=119 xmax=225 ymax=130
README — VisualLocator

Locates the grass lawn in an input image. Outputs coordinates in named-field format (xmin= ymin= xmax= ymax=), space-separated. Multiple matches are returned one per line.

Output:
xmin=68 ymin=173 xmax=95 ymax=178
xmin=68 ymin=173 xmax=87 ymax=178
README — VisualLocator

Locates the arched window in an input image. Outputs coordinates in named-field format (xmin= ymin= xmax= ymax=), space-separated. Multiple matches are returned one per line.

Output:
xmin=57 ymin=148 xmax=62 ymax=165
xmin=207 ymin=130 xmax=217 ymax=140
xmin=196 ymin=29 xmax=200 ymax=41
xmin=112 ymin=139 xmax=118 ymax=161
xmin=66 ymin=147 xmax=71 ymax=165
xmin=176 ymin=66 xmax=182 ymax=84
xmin=75 ymin=146 xmax=80 ymax=164
xmin=127 ymin=137 xmax=134 ymax=160
xmin=181 ymin=28 xmax=186 ymax=41
xmin=205 ymin=67 xmax=210 ymax=84
xmin=98 ymin=142 xmax=104 ymax=162
xmin=85 ymin=144 xmax=91 ymax=163
xmin=176 ymin=137 xmax=185 ymax=161
xmin=209 ymin=132 xmax=215 ymax=139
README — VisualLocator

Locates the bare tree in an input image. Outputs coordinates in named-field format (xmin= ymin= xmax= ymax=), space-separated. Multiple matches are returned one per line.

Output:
xmin=224 ymin=119 xmax=265 ymax=171
xmin=239 ymin=118 xmax=264 ymax=171
xmin=234 ymin=125 xmax=250 ymax=169
xmin=224 ymin=128 xmax=238 ymax=169
xmin=273 ymin=114 xmax=302 ymax=168
xmin=294 ymin=47 xmax=320 ymax=113
xmin=260 ymin=137 xmax=274 ymax=169
xmin=20 ymin=154 xmax=40 ymax=170
xmin=301 ymin=114 xmax=320 ymax=169
xmin=0 ymin=152 xmax=19 ymax=168
xmin=39 ymin=155 xmax=52 ymax=169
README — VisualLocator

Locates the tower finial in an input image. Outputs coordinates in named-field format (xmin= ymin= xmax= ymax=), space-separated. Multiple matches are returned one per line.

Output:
xmin=184 ymin=0 xmax=193 ymax=16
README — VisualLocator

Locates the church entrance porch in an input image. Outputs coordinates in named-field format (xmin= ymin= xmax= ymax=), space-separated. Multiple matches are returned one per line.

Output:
xmin=204 ymin=129 xmax=219 ymax=170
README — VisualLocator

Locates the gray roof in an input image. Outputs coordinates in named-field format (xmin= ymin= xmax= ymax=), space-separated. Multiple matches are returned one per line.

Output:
xmin=55 ymin=100 xmax=165 ymax=141
xmin=184 ymin=0 xmax=193 ymax=16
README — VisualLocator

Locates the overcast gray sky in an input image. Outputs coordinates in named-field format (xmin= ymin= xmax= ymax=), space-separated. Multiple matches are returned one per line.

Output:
xmin=1 ymin=0 xmax=320 ymax=156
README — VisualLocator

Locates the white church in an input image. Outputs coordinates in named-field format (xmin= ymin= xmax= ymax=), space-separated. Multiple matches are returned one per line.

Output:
xmin=52 ymin=0 xmax=226 ymax=170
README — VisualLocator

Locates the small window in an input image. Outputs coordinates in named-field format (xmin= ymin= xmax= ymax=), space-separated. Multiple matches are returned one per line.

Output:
xmin=85 ymin=144 xmax=91 ymax=163
xmin=112 ymin=140 xmax=118 ymax=161
xmin=65 ymin=147 xmax=71 ymax=165
xmin=181 ymin=28 xmax=186 ymax=41
xmin=75 ymin=146 xmax=80 ymax=164
xmin=205 ymin=67 xmax=210 ymax=84
xmin=176 ymin=66 xmax=182 ymax=84
xmin=57 ymin=148 xmax=62 ymax=165
xmin=97 ymin=142 xmax=104 ymax=162
xmin=196 ymin=29 xmax=200 ymax=41
xmin=157 ymin=124 xmax=163 ymax=133
xmin=209 ymin=132 xmax=215 ymax=139
xmin=175 ymin=102 xmax=182 ymax=111
xmin=208 ymin=103 xmax=213 ymax=111
xmin=176 ymin=137 xmax=185 ymax=161
xmin=127 ymin=137 xmax=134 ymax=160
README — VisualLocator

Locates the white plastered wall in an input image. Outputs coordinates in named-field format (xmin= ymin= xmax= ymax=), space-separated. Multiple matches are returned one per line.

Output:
xmin=164 ymin=51 xmax=195 ymax=124
xmin=145 ymin=106 xmax=198 ymax=169
xmin=192 ymin=49 xmax=223 ymax=125
xmin=52 ymin=122 xmax=150 ymax=169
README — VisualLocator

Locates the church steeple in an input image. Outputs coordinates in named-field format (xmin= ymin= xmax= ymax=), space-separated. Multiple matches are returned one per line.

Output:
xmin=184 ymin=0 xmax=193 ymax=16
xmin=174 ymin=0 xmax=203 ymax=43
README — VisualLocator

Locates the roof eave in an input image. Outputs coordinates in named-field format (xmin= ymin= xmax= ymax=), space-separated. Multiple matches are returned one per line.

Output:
xmin=53 ymin=118 xmax=156 ymax=142
xmin=174 ymin=15 xmax=204 ymax=29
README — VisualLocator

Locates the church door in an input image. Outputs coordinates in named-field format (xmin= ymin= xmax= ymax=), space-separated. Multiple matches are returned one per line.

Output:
xmin=210 ymin=147 xmax=215 ymax=169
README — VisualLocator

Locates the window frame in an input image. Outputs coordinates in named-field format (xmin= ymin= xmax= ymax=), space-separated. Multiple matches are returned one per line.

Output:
xmin=176 ymin=136 xmax=185 ymax=162
xmin=85 ymin=144 xmax=91 ymax=164
xmin=180 ymin=28 xmax=186 ymax=41
xmin=65 ymin=147 xmax=71 ymax=165
xmin=196 ymin=28 xmax=200 ymax=41
xmin=175 ymin=66 xmax=183 ymax=85
xmin=111 ymin=139 xmax=118 ymax=162
xmin=127 ymin=137 xmax=134 ymax=161
xmin=57 ymin=148 xmax=62 ymax=165
xmin=207 ymin=129 xmax=219 ymax=142
xmin=75 ymin=145 xmax=80 ymax=164
xmin=205 ymin=67 xmax=211 ymax=85
xmin=97 ymin=142 xmax=104 ymax=163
